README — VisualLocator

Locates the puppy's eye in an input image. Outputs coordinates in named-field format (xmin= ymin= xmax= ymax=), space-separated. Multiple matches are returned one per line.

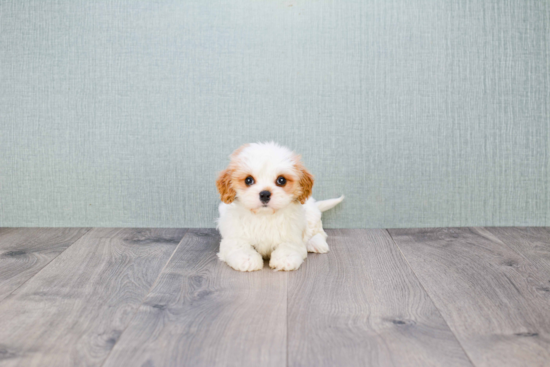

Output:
xmin=245 ymin=176 xmax=255 ymax=186
xmin=276 ymin=176 xmax=286 ymax=186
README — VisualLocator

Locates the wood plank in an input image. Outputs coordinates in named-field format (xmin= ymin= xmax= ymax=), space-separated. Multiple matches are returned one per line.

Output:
xmin=0 ymin=228 xmax=186 ymax=367
xmin=389 ymin=227 xmax=550 ymax=367
xmin=486 ymin=227 xmax=550 ymax=278
xmin=0 ymin=228 xmax=90 ymax=302
xmin=102 ymin=229 xmax=287 ymax=367
xmin=287 ymin=229 xmax=473 ymax=367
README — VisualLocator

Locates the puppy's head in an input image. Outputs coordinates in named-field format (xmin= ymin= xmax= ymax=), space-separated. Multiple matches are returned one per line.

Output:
xmin=216 ymin=142 xmax=314 ymax=213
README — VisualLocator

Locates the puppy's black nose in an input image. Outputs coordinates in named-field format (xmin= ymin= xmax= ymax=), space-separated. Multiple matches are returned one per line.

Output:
xmin=259 ymin=190 xmax=271 ymax=203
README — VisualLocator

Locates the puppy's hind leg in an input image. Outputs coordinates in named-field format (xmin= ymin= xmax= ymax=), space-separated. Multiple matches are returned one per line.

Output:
xmin=306 ymin=233 xmax=329 ymax=253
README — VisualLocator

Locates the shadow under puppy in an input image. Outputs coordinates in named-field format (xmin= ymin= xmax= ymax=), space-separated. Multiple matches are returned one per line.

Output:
xmin=216 ymin=142 xmax=343 ymax=271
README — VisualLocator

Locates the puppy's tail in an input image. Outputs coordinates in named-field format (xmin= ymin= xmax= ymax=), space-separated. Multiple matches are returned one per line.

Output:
xmin=316 ymin=195 xmax=344 ymax=212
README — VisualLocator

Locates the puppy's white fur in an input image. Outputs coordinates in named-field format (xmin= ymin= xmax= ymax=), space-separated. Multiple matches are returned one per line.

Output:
xmin=216 ymin=142 xmax=343 ymax=272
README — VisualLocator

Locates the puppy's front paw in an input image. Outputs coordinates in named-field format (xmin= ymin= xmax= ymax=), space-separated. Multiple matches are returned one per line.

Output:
xmin=222 ymin=251 xmax=264 ymax=272
xmin=269 ymin=251 xmax=304 ymax=271
xmin=307 ymin=234 xmax=330 ymax=253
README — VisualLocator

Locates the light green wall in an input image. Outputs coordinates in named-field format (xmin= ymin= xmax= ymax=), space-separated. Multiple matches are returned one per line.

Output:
xmin=1 ymin=0 xmax=548 ymax=228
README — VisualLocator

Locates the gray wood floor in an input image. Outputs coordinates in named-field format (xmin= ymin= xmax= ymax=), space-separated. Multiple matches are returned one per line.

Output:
xmin=0 ymin=228 xmax=548 ymax=367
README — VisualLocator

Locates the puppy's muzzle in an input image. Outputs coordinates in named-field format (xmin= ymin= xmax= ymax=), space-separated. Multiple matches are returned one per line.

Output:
xmin=259 ymin=190 xmax=271 ymax=204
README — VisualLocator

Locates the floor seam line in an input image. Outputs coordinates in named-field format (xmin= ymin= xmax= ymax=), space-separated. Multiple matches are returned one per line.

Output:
xmin=0 ymin=227 xmax=93 ymax=305
xmin=385 ymin=228 xmax=478 ymax=367
xmin=99 ymin=228 xmax=190 ymax=367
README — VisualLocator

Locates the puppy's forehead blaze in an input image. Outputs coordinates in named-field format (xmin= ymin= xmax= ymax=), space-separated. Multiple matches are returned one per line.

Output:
xmin=229 ymin=153 xmax=298 ymax=181
xmin=233 ymin=144 xmax=297 ymax=169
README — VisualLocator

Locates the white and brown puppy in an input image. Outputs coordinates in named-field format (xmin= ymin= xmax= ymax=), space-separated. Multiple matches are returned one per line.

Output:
xmin=216 ymin=142 xmax=343 ymax=272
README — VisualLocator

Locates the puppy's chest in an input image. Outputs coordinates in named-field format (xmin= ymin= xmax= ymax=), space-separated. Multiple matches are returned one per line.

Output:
xmin=237 ymin=212 xmax=306 ymax=247
xmin=243 ymin=214 xmax=304 ymax=245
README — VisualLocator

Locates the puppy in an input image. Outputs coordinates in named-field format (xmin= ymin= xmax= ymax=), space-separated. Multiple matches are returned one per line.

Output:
xmin=216 ymin=142 xmax=343 ymax=272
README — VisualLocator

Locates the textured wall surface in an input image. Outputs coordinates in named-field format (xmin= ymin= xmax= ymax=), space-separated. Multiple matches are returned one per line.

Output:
xmin=1 ymin=0 xmax=548 ymax=228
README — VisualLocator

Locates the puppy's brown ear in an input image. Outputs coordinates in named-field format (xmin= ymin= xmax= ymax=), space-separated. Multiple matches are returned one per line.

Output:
xmin=216 ymin=168 xmax=236 ymax=204
xmin=297 ymin=165 xmax=314 ymax=204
